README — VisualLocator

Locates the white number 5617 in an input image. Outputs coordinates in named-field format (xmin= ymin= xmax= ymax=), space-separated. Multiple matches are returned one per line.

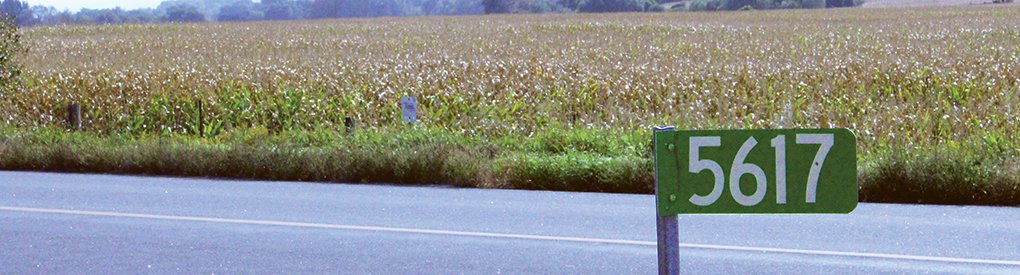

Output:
xmin=688 ymin=134 xmax=833 ymax=206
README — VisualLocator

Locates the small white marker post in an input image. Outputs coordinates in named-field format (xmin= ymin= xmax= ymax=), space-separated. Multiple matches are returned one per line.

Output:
xmin=654 ymin=126 xmax=680 ymax=275
xmin=401 ymin=97 xmax=417 ymax=123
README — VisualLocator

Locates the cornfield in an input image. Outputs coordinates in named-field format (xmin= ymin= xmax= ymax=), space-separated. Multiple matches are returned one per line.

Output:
xmin=4 ymin=7 xmax=1019 ymax=154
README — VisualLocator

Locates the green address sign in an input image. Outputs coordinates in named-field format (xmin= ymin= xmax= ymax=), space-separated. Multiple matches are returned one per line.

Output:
xmin=655 ymin=128 xmax=858 ymax=215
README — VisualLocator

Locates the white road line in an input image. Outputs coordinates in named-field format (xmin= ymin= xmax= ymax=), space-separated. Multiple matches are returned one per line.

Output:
xmin=2 ymin=206 xmax=1019 ymax=267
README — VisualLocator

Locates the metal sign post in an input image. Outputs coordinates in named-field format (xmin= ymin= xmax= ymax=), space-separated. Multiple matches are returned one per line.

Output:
xmin=654 ymin=126 xmax=680 ymax=275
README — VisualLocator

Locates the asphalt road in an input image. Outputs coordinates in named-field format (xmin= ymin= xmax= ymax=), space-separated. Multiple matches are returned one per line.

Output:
xmin=1 ymin=171 xmax=1019 ymax=274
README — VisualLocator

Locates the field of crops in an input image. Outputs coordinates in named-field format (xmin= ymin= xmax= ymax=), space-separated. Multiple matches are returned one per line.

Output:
xmin=1 ymin=7 xmax=1019 ymax=204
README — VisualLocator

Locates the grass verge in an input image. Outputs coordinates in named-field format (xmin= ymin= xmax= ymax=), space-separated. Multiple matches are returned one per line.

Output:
xmin=1 ymin=126 xmax=1017 ymax=206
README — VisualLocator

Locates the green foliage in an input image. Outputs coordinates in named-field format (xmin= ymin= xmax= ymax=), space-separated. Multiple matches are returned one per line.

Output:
xmin=800 ymin=0 xmax=825 ymax=8
xmin=157 ymin=0 xmax=234 ymax=19
xmin=481 ymin=0 xmax=667 ymax=14
xmin=421 ymin=0 xmax=485 ymax=15
xmin=686 ymin=0 xmax=852 ymax=11
xmin=778 ymin=0 xmax=801 ymax=9
xmin=754 ymin=0 xmax=775 ymax=9
xmin=163 ymin=4 xmax=206 ymax=22
xmin=860 ymin=140 xmax=1019 ymax=205
xmin=689 ymin=0 xmax=722 ymax=11
xmin=495 ymin=152 xmax=651 ymax=193
xmin=0 ymin=16 xmax=21 ymax=93
xmin=825 ymin=0 xmax=855 ymax=7
xmin=12 ymin=0 xmax=865 ymax=27
xmin=310 ymin=0 xmax=404 ymax=18
xmin=217 ymin=0 xmax=263 ymax=21
xmin=482 ymin=0 xmax=572 ymax=13
xmin=721 ymin=0 xmax=753 ymax=10
xmin=263 ymin=0 xmax=309 ymax=20
xmin=2 ymin=125 xmax=1017 ymax=205
xmin=0 ymin=0 xmax=31 ymax=25
xmin=578 ymin=0 xmax=660 ymax=12
xmin=18 ymin=0 xmax=861 ymax=26
xmin=0 ymin=125 xmax=653 ymax=191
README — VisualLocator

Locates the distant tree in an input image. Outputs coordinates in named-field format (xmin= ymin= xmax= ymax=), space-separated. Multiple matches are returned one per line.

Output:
xmin=157 ymin=0 xmax=198 ymax=16
xmin=422 ymin=0 xmax=439 ymax=14
xmin=57 ymin=10 xmax=74 ymax=22
xmin=825 ymin=0 xmax=854 ymax=7
xmin=368 ymin=0 xmax=404 ymax=17
xmin=0 ymin=0 xmax=32 ymax=25
xmin=263 ymin=0 xmax=307 ymax=20
xmin=163 ymin=4 xmax=206 ymax=22
xmin=122 ymin=9 xmax=158 ymax=23
xmin=753 ymin=0 xmax=775 ymax=9
xmin=446 ymin=0 xmax=484 ymax=14
xmin=29 ymin=5 xmax=59 ymax=24
xmin=688 ymin=0 xmax=721 ymax=10
xmin=15 ymin=0 xmax=743 ymax=25
xmin=264 ymin=4 xmax=294 ymax=20
xmin=528 ymin=0 xmax=572 ymax=12
xmin=482 ymin=0 xmax=529 ymax=13
xmin=424 ymin=0 xmax=483 ymax=15
xmin=719 ymin=0 xmax=754 ymax=10
xmin=95 ymin=8 xmax=123 ymax=24
xmin=309 ymin=0 xmax=403 ymax=18
xmin=217 ymin=0 xmax=262 ymax=21
xmin=369 ymin=0 xmax=405 ymax=17
xmin=308 ymin=0 xmax=334 ymax=18
xmin=558 ymin=0 xmax=587 ymax=11
xmin=800 ymin=0 xmax=825 ymax=8
xmin=579 ymin=0 xmax=657 ymax=12
xmin=158 ymin=0 xmax=236 ymax=20
xmin=72 ymin=8 xmax=137 ymax=24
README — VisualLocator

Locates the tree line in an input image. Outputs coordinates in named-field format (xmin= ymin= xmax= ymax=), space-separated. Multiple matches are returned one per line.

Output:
xmin=0 ymin=0 xmax=857 ymax=26
xmin=0 ymin=0 xmax=670 ymax=25
xmin=0 ymin=0 xmax=482 ymax=25
xmin=686 ymin=0 xmax=856 ymax=11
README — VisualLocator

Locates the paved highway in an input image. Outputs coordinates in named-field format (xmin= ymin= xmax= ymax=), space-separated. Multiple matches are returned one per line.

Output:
xmin=1 ymin=171 xmax=1019 ymax=274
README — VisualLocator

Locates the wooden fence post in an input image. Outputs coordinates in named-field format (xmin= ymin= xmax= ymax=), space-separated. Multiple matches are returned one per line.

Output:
xmin=67 ymin=102 xmax=81 ymax=131
xmin=198 ymin=101 xmax=204 ymax=138
xmin=344 ymin=117 xmax=356 ymax=135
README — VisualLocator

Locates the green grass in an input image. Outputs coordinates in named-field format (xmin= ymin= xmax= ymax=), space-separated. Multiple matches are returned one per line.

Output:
xmin=2 ymin=125 xmax=1016 ymax=205
xmin=859 ymin=142 xmax=1020 ymax=205
xmin=0 ymin=125 xmax=651 ymax=191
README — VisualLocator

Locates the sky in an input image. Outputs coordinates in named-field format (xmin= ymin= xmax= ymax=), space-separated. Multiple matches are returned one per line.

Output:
xmin=26 ymin=0 xmax=165 ymax=11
